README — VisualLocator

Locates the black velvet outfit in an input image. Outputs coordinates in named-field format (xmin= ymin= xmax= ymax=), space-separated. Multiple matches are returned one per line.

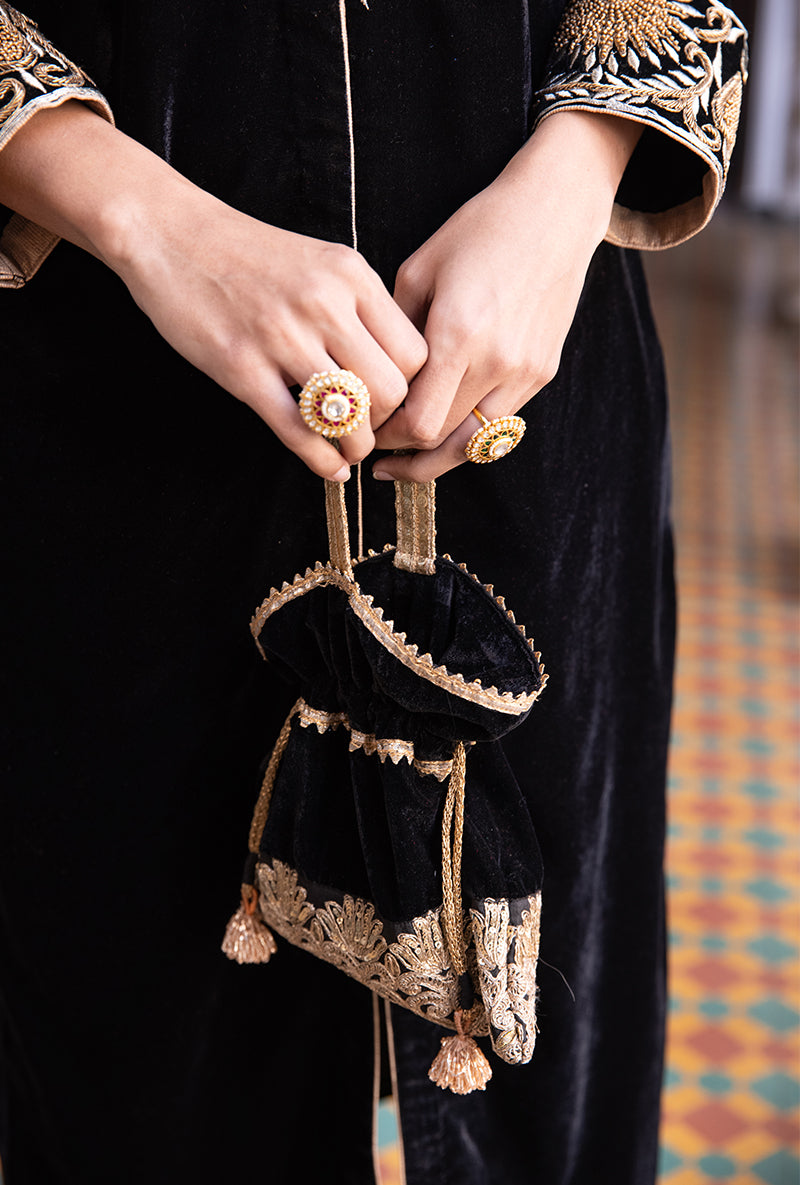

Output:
xmin=0 ymin=2 xmax=747 ymax=1183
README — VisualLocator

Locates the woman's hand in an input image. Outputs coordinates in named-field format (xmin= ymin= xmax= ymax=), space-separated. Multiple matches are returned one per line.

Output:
xmin=372 ymin=111 xmax=641 ymax=481
xmin=0 ymin=101 xmax=427 ymax=480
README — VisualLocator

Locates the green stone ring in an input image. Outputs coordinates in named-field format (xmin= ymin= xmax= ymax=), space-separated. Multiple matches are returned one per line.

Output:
xmin=464 ymin=409 xmax=526 ymax=464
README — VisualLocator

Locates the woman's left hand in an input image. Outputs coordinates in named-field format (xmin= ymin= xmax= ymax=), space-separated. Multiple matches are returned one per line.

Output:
xmin=372 ymin=111 xmax=641 ymax=481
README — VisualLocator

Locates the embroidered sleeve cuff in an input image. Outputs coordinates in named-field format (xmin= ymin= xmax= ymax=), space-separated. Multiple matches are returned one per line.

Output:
xmin=0 ymin=3 xmax=113 ymax=288
xmin=533 ymin=0 xmax=748 ymax=249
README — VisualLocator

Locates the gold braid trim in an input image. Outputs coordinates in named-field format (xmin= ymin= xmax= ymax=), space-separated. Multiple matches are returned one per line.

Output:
xmin=394 ymin=480 xmax=437 ymax=575
xmin=440 ymin=743 xmax=468 ymax=979
xmin=296 ymin=699 xmax=454 ymax=781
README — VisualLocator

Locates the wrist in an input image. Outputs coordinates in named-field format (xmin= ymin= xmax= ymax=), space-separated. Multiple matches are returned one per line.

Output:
xmin=0 ymin=100 xmax=208 ymax=277
xmin=501 ymin=110 xmax=642 ymax=245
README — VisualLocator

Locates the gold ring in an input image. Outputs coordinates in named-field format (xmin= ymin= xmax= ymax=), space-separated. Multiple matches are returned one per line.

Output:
xmin=464 ymin=408 xmax=526 ymax=464
xmin=298 ymin=369 xmax=371 ymax=438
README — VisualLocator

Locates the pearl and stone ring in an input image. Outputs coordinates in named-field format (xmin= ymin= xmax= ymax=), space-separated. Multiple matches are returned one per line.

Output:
xmin=298 ymin=369 xmax=371 ymax=438
xmin=464 ymin=408 xmax=526 ymax=464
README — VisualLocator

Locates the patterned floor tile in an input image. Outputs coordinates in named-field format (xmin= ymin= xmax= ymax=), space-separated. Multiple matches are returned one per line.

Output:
xmin=649 ymin=212 xmax=799 ymax=1185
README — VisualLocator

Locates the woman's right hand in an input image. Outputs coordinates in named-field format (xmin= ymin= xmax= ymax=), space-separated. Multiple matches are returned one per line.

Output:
xmin=0 ymin=101 xmax=427 ymax=479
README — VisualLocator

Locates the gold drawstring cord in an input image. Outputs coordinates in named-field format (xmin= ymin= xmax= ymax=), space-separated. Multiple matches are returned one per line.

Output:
xmin=428 ymin=741 xmax=493 ymax=1093
xmin=248 ymin=698 xmax=303 ymax=853
xmin=222 ymin=698 xmax=302 ymax=964
xmin=440 ymin=741 xmax=467 ymax=979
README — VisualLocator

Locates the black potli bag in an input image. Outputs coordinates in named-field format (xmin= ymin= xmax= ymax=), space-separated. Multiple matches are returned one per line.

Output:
xmin=223 ymin=478 xmax=547 ymax=1093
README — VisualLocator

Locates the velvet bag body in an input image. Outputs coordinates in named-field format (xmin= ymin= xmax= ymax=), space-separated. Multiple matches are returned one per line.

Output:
xmin=224 ymin=478 xmax=548 ymax=1083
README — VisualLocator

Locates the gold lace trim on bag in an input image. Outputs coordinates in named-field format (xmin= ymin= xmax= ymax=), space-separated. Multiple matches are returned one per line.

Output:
xmin=250 ymin=561 xmax=546 ymax=716
xmin=255 ymin=857 xmax=541 ymax=1062
xmin=296 ymin=699 xmax=454 ymax=780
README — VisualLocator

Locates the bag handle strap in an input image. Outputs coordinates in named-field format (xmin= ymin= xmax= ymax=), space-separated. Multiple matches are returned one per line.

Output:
xmin=325 ymin=476 xmax=437 ymax=578
xmin=324 ymin=478 xmax=355 ymax=579
xmin=393 ymin=479 xmax=437 ymax=574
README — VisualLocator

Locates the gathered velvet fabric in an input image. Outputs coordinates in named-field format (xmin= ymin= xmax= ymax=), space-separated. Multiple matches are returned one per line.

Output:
xmin=254 ymin=548 xmax=547 ymax=919
xmin=0 ymin=3 xmax=676 ymax=1183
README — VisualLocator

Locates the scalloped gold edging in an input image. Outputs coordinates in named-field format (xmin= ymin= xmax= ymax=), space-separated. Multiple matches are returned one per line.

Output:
xmin=250 ymin=553 xmax=547 ymax=715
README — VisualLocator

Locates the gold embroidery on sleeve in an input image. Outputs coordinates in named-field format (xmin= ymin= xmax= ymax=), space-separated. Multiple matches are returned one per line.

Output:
xmin=540 ymin=0 xmax=747 ymax=185
xmin=0 ymin=13 xmax=35 ymax=69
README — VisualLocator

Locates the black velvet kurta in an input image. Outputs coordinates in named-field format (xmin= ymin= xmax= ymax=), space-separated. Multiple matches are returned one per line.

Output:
xmin=0 ymin=3 xmax=747 ymax=1184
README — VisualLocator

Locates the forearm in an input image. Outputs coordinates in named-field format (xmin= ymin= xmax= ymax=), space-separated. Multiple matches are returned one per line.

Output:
xmin=0 ymin=99 xmax=427 ymax=479
xmin=0 ymin=99 xmax=207 ymax=270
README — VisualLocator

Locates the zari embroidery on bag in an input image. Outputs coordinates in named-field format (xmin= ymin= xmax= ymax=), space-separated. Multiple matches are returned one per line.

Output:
xmin=255 ymin=857 xmax=542 ymax=1062
xmin=470 ymin=896 xmax=542 ymax=1065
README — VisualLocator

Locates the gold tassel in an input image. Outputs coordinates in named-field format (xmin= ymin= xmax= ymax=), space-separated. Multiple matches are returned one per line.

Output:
xmin=428 ymin=1009 xmax=492 ymax=1095
xmin=221 ymin=883 xmax=277 ymax=965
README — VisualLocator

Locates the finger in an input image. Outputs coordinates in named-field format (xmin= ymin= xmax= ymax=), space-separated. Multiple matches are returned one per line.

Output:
xmin=392 ymin=252 xmax=432 ymax=334
xmin=286 ymin=347 xmax=377 ymax=468
xmin=372 ymin=385 xmax=534 ymax=483
xmin=243 ymin=372 xmax=352 ymax=481
xmin=374 ymin=341 xmax=470 ymax=451
xmin=357 ymin=277 xmax=428 ymax=379
xmin=323 ymin=320 xmax=411 ymax=430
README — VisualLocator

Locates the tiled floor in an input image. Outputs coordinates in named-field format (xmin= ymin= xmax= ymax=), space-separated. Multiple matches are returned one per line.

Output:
xmin=378 ymin=209 xmax=800 ymax=1184
xmin=648 ymin=210 xmax=799 ymax=1185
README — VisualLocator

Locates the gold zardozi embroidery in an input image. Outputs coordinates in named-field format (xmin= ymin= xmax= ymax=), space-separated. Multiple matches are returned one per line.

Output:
xmin=553 ymin=0 xmax=698 ymax=67
xmin=0 ymin=4 xmax=114 ymax=289
xmin=538 ymin=0 xmax=748 ymax=228
xmin=470 ymin=896 xmax=542 ymax=1064
xmin=0 ymin=3 xmax=100 ymax=131
xmin=255 ymin=857 xmax=542 ymax=1063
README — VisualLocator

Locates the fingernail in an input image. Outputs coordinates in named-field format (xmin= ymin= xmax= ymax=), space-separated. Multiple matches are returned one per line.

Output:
xmin=334 ymin=465 xmax=351 ymax=481
xmin=372 ymin=468 xmax=394 ymax=481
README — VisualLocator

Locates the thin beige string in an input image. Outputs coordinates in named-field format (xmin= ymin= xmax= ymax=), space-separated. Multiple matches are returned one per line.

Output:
xmin=338 ymin=0 xmax=368 ymax=555
xmin=356 ymin=460 xmax=364 ymax=557
xmin=338 ymin=0 xmax=359 ymax=253
xmin=383 ymin=999 xmax=409 ymax=1185
xmin=371 ymin=994 xmax=382 ymax=1184
xmin=440 ymin=742 xmax=468 ymax=978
